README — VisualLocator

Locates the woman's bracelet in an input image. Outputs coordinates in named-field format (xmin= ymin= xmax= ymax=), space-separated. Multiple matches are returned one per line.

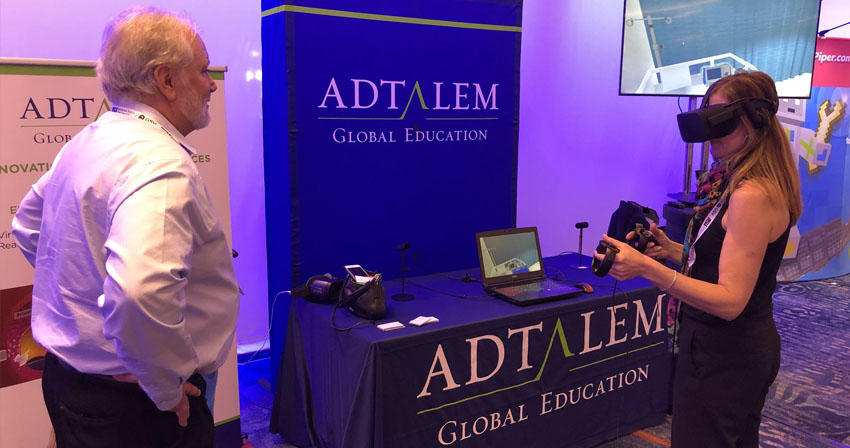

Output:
xmin=661 ymin=270 xmax=678 ymax=292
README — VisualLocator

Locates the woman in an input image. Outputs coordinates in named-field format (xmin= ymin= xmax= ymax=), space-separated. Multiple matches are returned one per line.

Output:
xmin=596 ymin=71 xmax=802 ymax=447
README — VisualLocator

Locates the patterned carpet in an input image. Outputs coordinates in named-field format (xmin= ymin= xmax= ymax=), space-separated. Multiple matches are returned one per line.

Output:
xmin=762 ymin=275 xmax=850 ymax=447
xmin=596 ymin=273 xmax=850 ymax=448
xmin=238 ymin=273 xmax=850 ymax=448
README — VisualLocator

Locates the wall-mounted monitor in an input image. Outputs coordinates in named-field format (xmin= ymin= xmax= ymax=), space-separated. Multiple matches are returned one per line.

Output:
xmin=619 ymin=0 xmax=822 ymax=98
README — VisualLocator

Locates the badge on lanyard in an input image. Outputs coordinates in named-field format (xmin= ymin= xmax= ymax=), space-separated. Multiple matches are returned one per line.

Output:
xmin=687 ymin=199 xmax=725 ymax=271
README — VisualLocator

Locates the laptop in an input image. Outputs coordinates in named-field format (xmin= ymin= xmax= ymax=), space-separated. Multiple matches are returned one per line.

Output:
xmin=476 ymin=227 xmax=585 ymax=306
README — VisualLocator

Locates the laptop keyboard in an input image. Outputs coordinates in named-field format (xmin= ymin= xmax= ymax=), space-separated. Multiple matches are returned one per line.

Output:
xmin=494 ymin=278 xmax=566 ymax=298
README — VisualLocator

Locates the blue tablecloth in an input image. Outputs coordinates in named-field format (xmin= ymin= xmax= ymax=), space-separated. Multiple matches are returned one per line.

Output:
xmin=272 ymin=254 xmax=671 ymax=448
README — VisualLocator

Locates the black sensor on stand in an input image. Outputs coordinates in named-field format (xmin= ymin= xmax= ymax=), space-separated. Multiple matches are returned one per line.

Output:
xmin=571 ymin=222 xmax=589 ymax=270
xmin=392 ymin=242 xmax=414 ymax=301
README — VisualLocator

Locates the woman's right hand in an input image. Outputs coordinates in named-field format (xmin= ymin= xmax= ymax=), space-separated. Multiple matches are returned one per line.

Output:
xmin=644 ymin=222 xmax=677 ymax=261
xmin=627 ymin=222 xmax=678 ymax=261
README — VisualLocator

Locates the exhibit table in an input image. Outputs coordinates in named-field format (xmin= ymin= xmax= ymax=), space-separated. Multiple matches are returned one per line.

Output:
xmin=271 ymin=254 xmax=671 ymax=448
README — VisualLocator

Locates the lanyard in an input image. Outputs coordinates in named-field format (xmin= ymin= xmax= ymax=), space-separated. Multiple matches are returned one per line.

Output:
xmin=687 ymin=199 xmax=725 ymax=271
xmin=111 ymin=106 xmax=190 ymax=152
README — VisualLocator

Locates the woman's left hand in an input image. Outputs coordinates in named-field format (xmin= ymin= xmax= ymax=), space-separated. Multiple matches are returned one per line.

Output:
xmin=593 ymin=234 xmax=649 ymax=281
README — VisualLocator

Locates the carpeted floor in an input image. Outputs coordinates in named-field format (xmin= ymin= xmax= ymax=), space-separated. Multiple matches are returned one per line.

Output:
xmin=762 ymin=275 xmax=850 ymax=447
xmin=237 ymin=273 xmax=850 ymax=447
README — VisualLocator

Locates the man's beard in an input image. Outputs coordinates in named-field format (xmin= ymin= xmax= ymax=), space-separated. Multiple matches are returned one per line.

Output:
xmin=176 ymin=83 xmax=210 ymax=132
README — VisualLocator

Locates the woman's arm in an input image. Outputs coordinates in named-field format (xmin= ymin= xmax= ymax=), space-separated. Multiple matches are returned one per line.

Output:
xmin=601 ymin=182 xmax=785 ymax=321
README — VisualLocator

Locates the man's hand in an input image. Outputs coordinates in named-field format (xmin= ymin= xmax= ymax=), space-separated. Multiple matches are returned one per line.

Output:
xmin=111 ymin=373 xmax=199 ymax=426
xmin=170 ymin=382 xmax=202 ymax=427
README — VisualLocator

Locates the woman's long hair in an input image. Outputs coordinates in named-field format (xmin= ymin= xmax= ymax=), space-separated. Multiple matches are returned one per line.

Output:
xmin=702 ymin=71 xmax=803 ymax=225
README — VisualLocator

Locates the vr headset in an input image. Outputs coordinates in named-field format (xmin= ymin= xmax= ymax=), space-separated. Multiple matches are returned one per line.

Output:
xmin=676 ymin=97 xmax=778 ymax=143
xmin=292 ymin=274 xmax=345 ymax=303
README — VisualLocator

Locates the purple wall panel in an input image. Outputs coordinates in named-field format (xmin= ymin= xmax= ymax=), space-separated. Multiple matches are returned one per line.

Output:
xmin=518 ymin=1 xmax=683 ymax=257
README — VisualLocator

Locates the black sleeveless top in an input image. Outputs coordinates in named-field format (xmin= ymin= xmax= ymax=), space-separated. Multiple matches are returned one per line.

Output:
xmin=682 ymin=202 xmax=791 ymax=324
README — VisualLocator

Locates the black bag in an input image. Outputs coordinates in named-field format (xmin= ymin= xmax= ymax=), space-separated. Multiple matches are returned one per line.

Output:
xmin=606 ymin=200 xmax=659 ymax=242
xmin=331 ymin=273 xmax=387 ymax=330
xmin=339 ymin=274 xmax=386 ymax=320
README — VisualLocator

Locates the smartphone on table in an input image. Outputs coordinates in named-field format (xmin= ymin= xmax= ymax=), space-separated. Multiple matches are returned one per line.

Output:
xmin=344 ymin=264 xmax=373 ymax=283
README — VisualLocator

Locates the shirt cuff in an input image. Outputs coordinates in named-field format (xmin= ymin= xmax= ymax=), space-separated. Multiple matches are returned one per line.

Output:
xmin=148 ymin=384 xmax=184 ymax=411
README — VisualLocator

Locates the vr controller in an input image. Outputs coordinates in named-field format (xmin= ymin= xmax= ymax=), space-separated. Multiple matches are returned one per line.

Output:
xmin=591 ymin=241 xmax=619 ymax=278
xmin=591 ymin=223 xmax=656 ymax=277
xmin=630 ymin=223 xmax=657 ymax=253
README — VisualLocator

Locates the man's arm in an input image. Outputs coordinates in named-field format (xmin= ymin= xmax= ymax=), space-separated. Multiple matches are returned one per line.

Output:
xmin=11 ymin=172 xmax=50 ymax=266
xmin=101 ymin=157 xmax=205 ymax=411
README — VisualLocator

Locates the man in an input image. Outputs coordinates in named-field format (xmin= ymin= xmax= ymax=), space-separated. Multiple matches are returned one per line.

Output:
xmin=12 ymin=7 xmax=238 ymax=447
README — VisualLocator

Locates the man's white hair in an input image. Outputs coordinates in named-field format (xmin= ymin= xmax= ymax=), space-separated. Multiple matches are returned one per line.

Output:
xmin=96 ymin=7 xmax=198 ymax=103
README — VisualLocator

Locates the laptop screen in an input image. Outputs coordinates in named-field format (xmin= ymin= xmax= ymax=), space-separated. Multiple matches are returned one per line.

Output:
xmin=477 ymin=227 xmax=543 ymax=283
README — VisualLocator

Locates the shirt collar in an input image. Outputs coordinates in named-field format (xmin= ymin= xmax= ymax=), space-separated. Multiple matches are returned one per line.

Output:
xmin=111 ymin=99 xmax=198 ymax=155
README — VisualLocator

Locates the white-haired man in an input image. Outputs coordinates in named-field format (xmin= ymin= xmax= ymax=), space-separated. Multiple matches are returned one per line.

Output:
xmin=12 ymin=7 xmax=238 ymax=447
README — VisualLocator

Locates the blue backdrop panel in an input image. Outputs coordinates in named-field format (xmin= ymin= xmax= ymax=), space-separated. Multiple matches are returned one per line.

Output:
xmin=775 ymin=37 xmax=850 ymax=281
xmin=779 ymin=86 xmax=850 ymax=280
xmin=262 ymin=0 xmax=522 ymax=388
xmin=261 ymin=3 xmax=293 ymax=389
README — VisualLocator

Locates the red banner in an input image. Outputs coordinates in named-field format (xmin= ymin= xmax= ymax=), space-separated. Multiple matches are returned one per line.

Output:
xmin=813 ymin=37 xmax=850 ymax=87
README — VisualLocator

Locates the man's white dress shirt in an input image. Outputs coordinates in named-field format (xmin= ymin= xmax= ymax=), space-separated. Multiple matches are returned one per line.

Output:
xmin=12 ymin=101 xmax=239 ymax=411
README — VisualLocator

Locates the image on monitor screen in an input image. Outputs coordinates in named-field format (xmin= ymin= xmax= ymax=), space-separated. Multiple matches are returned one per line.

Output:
xmin=619 ymin=0 xmax=822 ymax=97
xmin=479 ymin=232 xmax=541 ymax=279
